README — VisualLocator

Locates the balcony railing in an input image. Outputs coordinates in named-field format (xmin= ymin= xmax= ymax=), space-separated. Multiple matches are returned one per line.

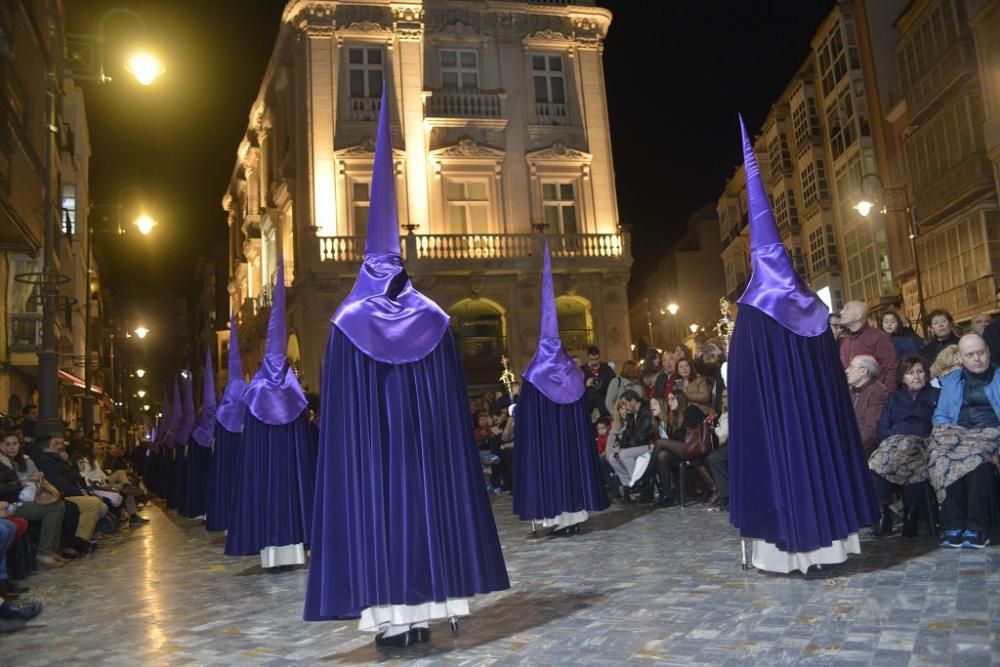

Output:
xmin=914 ymin=151 xmax=994 ymax=223
xmin=559 ymin=328 xmax=594 ymax=350
xmin=426 ymin=90 xmax=503 ymax=118
xmin=347 ymin=97 xmax=380 ymax=122
xmin=924 ymin=275 xmax=998 ymax=322
xmin=317 ymin=232 xmax=626 ymax=263
xmin=536 ymin=102 xmax=568 ymax=125
xmin=904 ymin=39 xmax=976 ymax=121
xmin=9 ymin=313 xmax=41 ymax=353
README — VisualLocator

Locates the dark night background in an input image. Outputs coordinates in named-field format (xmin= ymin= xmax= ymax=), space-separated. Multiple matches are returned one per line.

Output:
xmin=68 ymin=0 xmax=835 ymax=338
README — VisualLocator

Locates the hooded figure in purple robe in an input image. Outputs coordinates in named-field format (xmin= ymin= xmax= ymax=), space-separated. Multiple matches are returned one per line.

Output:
xmin=728 ymin=116 xmax=878 ymax=573
xmin=146 ymin=386 xmax=173 ymax=497
xmin=225 ymin=261 xmax=315 ymax=568
xmin=513 ymin=240 xmax=609 ymax=534
xmin=206 ymin=316 xmax=246 ymax=533
xmin=183 ymin=349 xmax=216 ymax=519
xmin=304 ymin=86 xmax=509 ymax=647
xmin=166 ymin=377 xmax=185 ymax=511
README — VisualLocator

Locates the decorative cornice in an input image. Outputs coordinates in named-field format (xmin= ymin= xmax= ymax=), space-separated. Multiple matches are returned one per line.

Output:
xmin=525 ymin=140 xmax=592 ymax=162
xmin=432 ymin=136 xmax=506 ymax=160
xmin=393 ymin=6 xmax=424 ymax=42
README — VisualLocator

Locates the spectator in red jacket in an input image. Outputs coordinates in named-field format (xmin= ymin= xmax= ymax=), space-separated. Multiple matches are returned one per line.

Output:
xmin=839 ymin=300 xmax=898 ymax=389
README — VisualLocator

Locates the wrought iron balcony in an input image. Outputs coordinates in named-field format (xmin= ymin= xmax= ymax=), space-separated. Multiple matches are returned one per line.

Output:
xmin=426 ymin=89 xmax=503 ymax=118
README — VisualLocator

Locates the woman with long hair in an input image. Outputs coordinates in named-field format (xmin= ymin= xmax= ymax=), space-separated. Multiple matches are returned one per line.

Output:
xmin=649 ymin=390 xmax=714 ymax=507
xmin=0 ymin=431 xmax=66 ymax=567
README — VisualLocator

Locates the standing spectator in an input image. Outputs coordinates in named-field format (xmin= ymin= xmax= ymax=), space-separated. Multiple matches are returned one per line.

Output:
xmin=15 ymin=406 xmax=37 ymax=443
xmin=981 ymin=290 xmax=1000 ymax=362
xmin=920 ymin=309 xmax=961 ymax=365
xmin=674 ymin=358 xmax=695 ymax=393
xmin=604 ymin=360 xmax=641 ymax=417
xmin=829 ymin=313 xmax=845 ymax=343
xmin=707 ymin=388 xmax=730 ymax=511
xmin=969 ymin=312 xmax=991 ymax=336
xmin=881 ymin=311 xmax=921 ymax=360
xmin=580 ymin=345 xmax=616 ymax=420
xmin=839 ymin=300 xmax=898 ymax=389
xmin=654 ymin=350 xmax=678 ymax=399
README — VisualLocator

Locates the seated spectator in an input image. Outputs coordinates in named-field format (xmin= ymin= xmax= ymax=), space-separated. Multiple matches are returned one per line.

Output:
xmin=77 ymin=445 xmax=147 ymax=524
xmin=868 ymin=356 xmax=940 ymax=537
xmin=846 ymin=355 xmax=890 ymax=455
xmin=881 ymin=311 xmax=921 ymax=360
xmin=650 ymin=390 xmax=711 ymax=508
xmin=608 ymin=390 xmax=653 ymax=501
xmin=0 ymin=431 xmax=67 ymax=568
xmin=930 ymin=344 xmax=961 ymax=388
xmin=839 ymin=301 xmax=898 ymax=389
xmin=920 ymin=309 xmax=961 ymax=366
xmin=706 ymin=388 xmax=730 ymax=511
xmin=605 ymin=360 xmax=641 ymax=416
xmin=0 ymin=514 xmax=42 ymax=634
xmin=929 ymin=334 xmax=1000 ymax=548
xmin=27 ymin=435 xmax=106 ymax=546
xmin=594 ymin=418 xmax=620 ymax=499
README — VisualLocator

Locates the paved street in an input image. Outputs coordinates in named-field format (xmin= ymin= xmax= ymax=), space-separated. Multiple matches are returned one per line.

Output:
xmin=5 ymin=496 xmax=999 ymax=665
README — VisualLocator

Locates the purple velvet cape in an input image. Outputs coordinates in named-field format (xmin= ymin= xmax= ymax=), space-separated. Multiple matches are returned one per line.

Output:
xmin=204 ymin=424 xmax=242 ymax=533
xmin=512 ymin=381 xmax=609 ymax=520
xmin=304 ymin=328 xmax=510 ymax=620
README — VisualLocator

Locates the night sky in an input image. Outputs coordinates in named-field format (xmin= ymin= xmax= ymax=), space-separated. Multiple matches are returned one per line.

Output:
xmin=69 ymin=0 xmax=835 ymax=327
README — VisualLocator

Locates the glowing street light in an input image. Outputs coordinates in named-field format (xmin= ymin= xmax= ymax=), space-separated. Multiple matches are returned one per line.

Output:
xmin=135 ymin=368 xmax=146 ymax=378
xmin=854 ymin=199 xmax=876 ymax=217
xmin=134 ymin=214 xmax=157 ymax=235
xmin=143 ymin=404 xmax=151 ymax=412
xmin=125 ymin=52 xmax=165 ymax=86
xmin=689 ymin=323 xmax=700 ymax=334
xmin=136 ymin=389 xmax=146 ymax=398
xmin=134 ymin=326 xmax=149 ymax=339
xmin=666 ymin=302 xmax=680 ymax=316
xmin=180 ymin=370 xmax=189 ymax=380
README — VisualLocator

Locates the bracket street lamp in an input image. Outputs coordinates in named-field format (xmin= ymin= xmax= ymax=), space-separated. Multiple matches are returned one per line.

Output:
xmin=853 ymin=173 xmax=926 ymax=334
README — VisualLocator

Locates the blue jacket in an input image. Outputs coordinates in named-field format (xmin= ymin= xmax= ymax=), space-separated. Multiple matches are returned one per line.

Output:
xmin=932 ymin=366 xmax=1000 ymax=426
xmin=889 ymin=332 xmax=921 ymax=361
xmin=876 ymin=385 xmax=939 ymax=442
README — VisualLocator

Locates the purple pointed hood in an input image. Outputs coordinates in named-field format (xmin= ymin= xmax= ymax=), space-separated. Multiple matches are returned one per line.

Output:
xmin=155 ymin=385 xmax=173 ymax=448
xmin=191 ymin=348 xmax=217 ymax=447
xmin=522 ymin=240 xmax=585 ymax=403
xmin=216 ymin=316 xmax=247 ymax=433
xmin=736 ymin=115 xmax=829 ymax=337
xmin=331 ymin=85 xmax=450 ymax=364
xmin=242 ymin=261 xmax=307 ymax=425
xmin=170 ymin=377 xmax=182 ymax=447
xmin=176 ymin=370 xmax=195 ymax=444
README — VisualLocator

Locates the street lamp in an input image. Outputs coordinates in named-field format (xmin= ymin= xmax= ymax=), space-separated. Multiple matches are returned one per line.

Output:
xmin=689 ymin=323 xmax=700 ymax=334
xmin=143 ymin=404 xmax=151 ymax=412
xmin=136 ymin=389 xmax=146 ymax=399
xmin=134 ymin=214 xmax=157 ymax=235
xmin=125 ymin=52 xmax=165 ymax=86
xmin=67 ymin=9 xmax=165 ymax=85
xmin=135 ymin=368 xmax=146 ymax=378
xmin=853 ymin=173 xmax=926 ymax=332
xmin=134 ymin=326 xmax=150 ymax=339
xmin=665 ymin=303 xmax=679 ymax=316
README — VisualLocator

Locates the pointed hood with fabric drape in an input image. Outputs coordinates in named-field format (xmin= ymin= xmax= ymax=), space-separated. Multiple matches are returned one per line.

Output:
xmin=191 ymin=348 xmax=217 ymax=447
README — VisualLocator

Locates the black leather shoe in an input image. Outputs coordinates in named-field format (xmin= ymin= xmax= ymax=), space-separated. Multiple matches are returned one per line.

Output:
xmin=0 ymin=600 xmax=43 ymax=621
xmin=130 ymin=514 xmax=150 ymax=523
xmin=375 ymin=630 xmax=414 ymax=647
xmin=411 ymin=626 xmax=431 ymax=642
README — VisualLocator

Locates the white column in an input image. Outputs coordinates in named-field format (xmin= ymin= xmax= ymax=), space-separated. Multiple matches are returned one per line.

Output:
xmin=394 ymin=7 xmax=430 ymax=233
xmin=574 ymin=45 xmax=618 ymax=234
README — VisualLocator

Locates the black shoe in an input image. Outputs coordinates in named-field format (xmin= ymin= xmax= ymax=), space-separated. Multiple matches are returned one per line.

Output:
xmin=0 ymin=618 xmax=25 ymax=634
xmin=0 ymin=600 xmax=43 ymax=621
xmin=375 ymin=629 xmax=415 ymax=647
xmin=872 ymin=508 xmax=895 ymax=537
xmin=411 ymin=626 xmax=431 ymax=643
xmin=901 ymin=509 xmax=918 ymax=538
xmin=130 ymin=514 xmax=150 ymax=524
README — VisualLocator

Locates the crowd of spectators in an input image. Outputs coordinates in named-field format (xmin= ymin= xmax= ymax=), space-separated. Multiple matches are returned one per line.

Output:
xmin=0 ymin=410 xmax=149 ymax=634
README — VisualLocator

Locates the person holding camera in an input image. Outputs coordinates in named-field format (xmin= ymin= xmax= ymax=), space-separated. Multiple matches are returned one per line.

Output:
xmin=581 ymin=345 xmax=616 ymax=421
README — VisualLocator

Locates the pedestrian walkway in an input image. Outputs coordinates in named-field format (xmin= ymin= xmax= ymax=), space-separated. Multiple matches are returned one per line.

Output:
xmin=5 ymin=498 xmax=999 ymax=665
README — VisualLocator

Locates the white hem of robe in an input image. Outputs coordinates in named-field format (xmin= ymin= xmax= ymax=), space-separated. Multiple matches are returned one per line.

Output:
xmin=751 ymin=533 xmax=861 ymax=574
xmin=358 ymin=598 xmax=470 ymax=632
xmin=260 ymin=543 xmax=305 ymax=568
xmin=540 ymin=509 xmax=589 ymax=529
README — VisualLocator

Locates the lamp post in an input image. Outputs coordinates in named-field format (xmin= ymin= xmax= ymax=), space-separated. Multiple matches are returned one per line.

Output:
xmin=35 ymin=4 xmax=162 ymax=438
xmin=853 ymin=173 xmax=926 ymax=333
xmin=81 ymin=194 xmax=156 ymax=436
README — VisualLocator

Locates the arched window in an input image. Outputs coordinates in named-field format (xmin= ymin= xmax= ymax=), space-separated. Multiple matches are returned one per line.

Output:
xmin=554 ymin=295 xmax=593 ymax=351
xmin=448 ymin=298 xmax=507 ymax=385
